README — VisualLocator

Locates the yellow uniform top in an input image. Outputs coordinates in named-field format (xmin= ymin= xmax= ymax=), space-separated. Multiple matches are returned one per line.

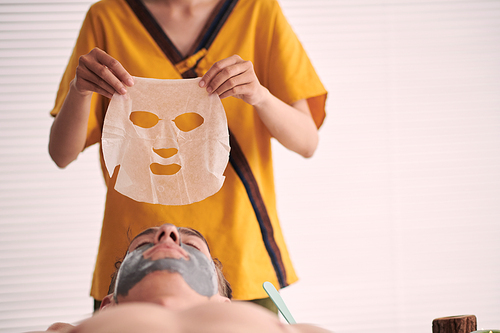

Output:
xmin=51 ymin=0 xmax=327 ymax=301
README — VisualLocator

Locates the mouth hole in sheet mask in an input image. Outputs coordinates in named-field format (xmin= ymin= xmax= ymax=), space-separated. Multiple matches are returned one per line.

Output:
xmin=150 ymin=163 xmax=182 ymax=175
xmin=173 ymin=113 xmax=204 ymax=132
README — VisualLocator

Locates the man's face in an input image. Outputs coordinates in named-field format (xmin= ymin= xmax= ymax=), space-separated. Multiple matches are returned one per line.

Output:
xmin=114 ymin=224 xmax=218 ymax=304
xmin=102 ymin=77 xmax=230 ymax=205
xmin=128 ymin=225 xmax=211 ymax=260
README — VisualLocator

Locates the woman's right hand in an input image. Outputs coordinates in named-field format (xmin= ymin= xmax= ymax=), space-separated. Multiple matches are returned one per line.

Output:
xmin=49 ymin=48 xmax=134 ymax=168
xmin=73 ymin=47 xmax=134 ymax=99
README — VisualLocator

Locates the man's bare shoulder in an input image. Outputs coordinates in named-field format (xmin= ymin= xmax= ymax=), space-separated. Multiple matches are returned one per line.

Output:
xmin=24 ymin=322 xmax=75 ymax=333
xmin=181 ymin=302 xmax=331 ymax=333
xmin=71 ymin=302 xmax=331 ymax=333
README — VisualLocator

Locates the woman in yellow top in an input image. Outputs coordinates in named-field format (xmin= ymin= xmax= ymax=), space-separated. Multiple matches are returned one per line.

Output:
xmin=49 ymin=0 xmax=327 ymax=310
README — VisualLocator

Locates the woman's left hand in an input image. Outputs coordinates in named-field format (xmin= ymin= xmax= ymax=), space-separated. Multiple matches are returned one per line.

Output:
xmin=199 ymin=55 xmax=266 ymax=106
xmin=200 ymin=55 xmax=319 ymax=158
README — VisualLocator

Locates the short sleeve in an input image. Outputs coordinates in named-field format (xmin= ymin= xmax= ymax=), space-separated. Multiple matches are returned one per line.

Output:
xmin=266 ymin=1 xmax=327 ymax=128
xmin=49 ymin=5 xmax=106 ymax=148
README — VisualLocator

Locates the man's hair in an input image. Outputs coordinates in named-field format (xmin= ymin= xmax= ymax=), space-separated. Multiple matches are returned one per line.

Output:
xmin=212 ymin=257 xmax=232 ymax=299
xmin=108 ymin=226 xmax=232 ymax=299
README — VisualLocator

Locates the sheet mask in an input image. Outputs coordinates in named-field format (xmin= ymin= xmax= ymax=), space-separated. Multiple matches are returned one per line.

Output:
xmin=102 ymin=77 xmax=230 ymax=205
xmin=114 ymin=242 xmax=218 ymax=299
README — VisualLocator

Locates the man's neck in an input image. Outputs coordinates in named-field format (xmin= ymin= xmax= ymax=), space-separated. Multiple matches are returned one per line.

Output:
xmin=155 ymin=294 xmax=208 ymax=310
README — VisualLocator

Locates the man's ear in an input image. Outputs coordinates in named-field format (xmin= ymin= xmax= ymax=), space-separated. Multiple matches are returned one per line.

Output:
xmin=99 ymin=294 xmax=116 ymax=311
xmin=211 ymin=293 xmax=231 ymax=304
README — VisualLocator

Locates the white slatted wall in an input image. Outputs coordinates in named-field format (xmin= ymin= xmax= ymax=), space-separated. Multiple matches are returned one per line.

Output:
xmin=1 ymin=1 xmax=499 ymax=332
xmin=0 ymin=1 xmax=104 ymax=332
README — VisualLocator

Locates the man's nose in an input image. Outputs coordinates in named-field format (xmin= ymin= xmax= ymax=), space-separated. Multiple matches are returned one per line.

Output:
xmin=154 ymin=224 xmax=181 ymax=245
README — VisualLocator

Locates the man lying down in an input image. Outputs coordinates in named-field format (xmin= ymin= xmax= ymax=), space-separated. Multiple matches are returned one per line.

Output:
xmin=33 ymin=223 xmax=330 ymax=333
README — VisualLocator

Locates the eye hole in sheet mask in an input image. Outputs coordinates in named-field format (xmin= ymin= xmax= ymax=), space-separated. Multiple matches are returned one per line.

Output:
xmin=130 ymin=111 xmax=204 ymax=133
xmin=130 ymin=111 xmax=160 ymax=128
xmin=173 ymin=112 xmax=204 ymax=132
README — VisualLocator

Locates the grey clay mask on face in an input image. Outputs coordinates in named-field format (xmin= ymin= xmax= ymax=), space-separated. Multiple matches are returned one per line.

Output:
xmin=114 ymin=241 xmax=218 ymax=301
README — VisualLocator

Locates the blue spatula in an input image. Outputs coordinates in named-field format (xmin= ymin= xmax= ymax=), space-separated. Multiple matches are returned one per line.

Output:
xmin=263 ymin=281 xmax=296 ymax=324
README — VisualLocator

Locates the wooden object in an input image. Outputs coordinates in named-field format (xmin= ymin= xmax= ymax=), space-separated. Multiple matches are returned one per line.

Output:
xmin=432 ymin=315 xmax=477 ymax=333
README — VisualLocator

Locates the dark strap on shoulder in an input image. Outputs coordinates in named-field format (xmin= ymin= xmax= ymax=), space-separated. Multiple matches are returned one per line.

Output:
xmin=228 ymin=129 xmax=288 ymax=288
xmin=125 ymin=0 xmax=183 ymax=65
xmin=126 ymin=0 xmax=238 ymax=78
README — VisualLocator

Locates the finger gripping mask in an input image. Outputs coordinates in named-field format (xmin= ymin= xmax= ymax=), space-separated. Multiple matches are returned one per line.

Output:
xmin=102 ymin=77 xmax=230 ymax=205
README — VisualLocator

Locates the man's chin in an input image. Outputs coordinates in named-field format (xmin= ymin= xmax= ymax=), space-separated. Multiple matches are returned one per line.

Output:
xmin=116 ymin=271 xmax=192 ymax=303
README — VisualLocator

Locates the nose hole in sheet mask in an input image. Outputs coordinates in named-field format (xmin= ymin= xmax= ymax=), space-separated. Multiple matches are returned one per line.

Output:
xmin=130 ymin=111 xmax=160 ymax=128
xmin=150 ymin=163 xmax=181 ymax=175
xmin=173 ymin=113 xmax=204 ymax=132
xmin=153 ymin=148 xmax=178 ymax=158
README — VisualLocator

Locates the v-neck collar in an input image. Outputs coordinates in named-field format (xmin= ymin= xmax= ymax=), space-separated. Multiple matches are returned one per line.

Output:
xmin=126 ymin=0 xmax=239 ymax=78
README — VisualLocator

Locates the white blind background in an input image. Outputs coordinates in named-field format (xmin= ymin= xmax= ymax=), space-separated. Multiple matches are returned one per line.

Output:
xmin=1 ymin=1 xmax=499 ymax=332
